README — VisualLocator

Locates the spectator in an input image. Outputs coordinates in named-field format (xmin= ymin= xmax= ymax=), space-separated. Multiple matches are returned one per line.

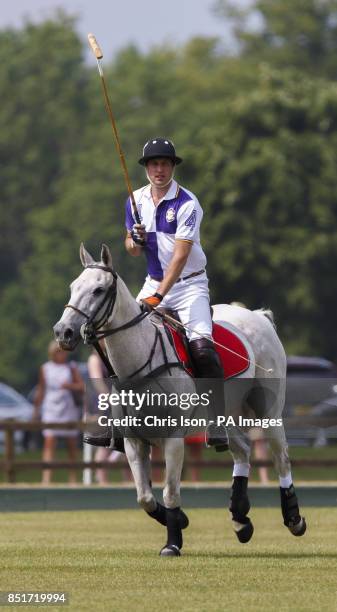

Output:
xmin=87 ymin=343 xmax=125 ymax=484
xmin=33 ymin=340 xmax=84 ymax=485
xmin=184 ymin=435 xmax=204 ymax=482
xmin=249 ymin=428 xmax=269 ymax=484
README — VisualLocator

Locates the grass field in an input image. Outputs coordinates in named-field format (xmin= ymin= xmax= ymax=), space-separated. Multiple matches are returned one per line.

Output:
xmin=0 ymin=508 xmax=336 ymax=611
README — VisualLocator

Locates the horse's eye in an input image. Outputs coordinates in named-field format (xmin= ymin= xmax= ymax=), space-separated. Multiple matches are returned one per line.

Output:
xmin=93 ymin=287 xmax=105 ymax=296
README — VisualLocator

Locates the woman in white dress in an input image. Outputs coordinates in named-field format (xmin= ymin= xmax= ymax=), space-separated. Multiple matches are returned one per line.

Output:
xmin=34 ymin=340 xmax=84 ymax=484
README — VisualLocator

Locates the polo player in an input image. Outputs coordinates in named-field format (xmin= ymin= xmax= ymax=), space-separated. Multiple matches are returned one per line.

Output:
xmin=125 ymin=138 xmax=227 ymax=451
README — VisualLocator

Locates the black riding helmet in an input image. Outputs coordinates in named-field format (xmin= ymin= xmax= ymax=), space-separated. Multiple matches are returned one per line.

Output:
xmin=138 ymin=138 xmax=183 ymax=165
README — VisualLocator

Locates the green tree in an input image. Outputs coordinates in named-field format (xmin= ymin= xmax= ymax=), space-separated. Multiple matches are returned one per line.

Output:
xmin=196 ymin=65 xmax=337 ymax=356
xmin=0 ymin=14 xmax=89 ymax=388
xmin=214 ymin=0 xmax=337 ymax=77
xmin=0 ymin=13 xmax=88 ymax=285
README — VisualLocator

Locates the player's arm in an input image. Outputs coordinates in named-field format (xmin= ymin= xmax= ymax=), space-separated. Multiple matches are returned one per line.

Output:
xmin=157 ymin=239 xmax=193 ymax=297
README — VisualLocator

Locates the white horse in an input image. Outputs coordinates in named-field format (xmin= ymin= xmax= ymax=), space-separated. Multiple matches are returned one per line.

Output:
xmin=54 ymin=244 xmax=306 ymax=556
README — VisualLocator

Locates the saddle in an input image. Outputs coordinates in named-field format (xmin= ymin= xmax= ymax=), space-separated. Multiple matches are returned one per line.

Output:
xmin=155 ymin=308 xmax=251 ymax=381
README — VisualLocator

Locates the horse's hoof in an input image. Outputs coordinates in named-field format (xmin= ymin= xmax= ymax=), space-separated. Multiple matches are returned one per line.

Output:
xmin=179 ymin=510 xmax=189 ymax=530
xmin=288 ymin=517 xmax=306 ymax=537
xmin=233 ymin=519 xmax=254 ymax=543
xmin=160 ymin=545 xmax=181 ymax=557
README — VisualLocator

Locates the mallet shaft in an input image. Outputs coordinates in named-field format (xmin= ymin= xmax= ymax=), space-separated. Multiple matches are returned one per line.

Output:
xmin=88 ymin=34 xmax=140 ymax=224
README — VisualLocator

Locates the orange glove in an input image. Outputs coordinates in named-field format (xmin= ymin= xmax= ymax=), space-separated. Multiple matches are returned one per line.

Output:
xmin=141 ymin=292 xmax=163 ymax=312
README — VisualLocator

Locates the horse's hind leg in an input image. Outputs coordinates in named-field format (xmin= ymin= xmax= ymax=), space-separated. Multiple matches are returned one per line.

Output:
xmin=228 ymin=427 xmax=254 ymax=543
xmin=268 ymin=425 xmax=306 ymax=536
xmin=160 ymin=438 xmax=188 ymax=557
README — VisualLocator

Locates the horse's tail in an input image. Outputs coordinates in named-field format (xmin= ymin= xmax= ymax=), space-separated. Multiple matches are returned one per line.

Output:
xmin=254 ymin=308 xmax=276 ymax=329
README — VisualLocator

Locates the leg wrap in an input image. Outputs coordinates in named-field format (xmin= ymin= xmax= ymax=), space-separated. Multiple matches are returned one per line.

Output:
xmin=280 ymin=484 xmax=301 ymax=527
xmin=147 ymin=502 xmax=167 ymax=526
xmin=230 ymin=476 xmax=254 ymax=543
xmin=147 ymin=502 xmax=189 ymax=530
xmin=230 ymin=476 xmax=250 ymax=523
xmin=166 ymin=507 xmax=183 ymax=550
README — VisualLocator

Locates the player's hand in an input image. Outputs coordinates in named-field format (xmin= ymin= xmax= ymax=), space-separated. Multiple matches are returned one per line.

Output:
xmin=131 ymin=223 xmax=147 ymax=246
xmin=141 ymin=293 xmax=163 ymax=312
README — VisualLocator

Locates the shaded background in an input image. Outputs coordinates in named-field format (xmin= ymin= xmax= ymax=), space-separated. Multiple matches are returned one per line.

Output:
xmin=2 ymin=0 xmax=337 ymax=391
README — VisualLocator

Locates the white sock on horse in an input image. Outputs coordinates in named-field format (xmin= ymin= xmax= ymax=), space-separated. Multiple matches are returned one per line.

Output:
xmin=233 ymin=463 xmax=250 ymax=478
xmin=279 ymin=473 xmax=293 ymax=488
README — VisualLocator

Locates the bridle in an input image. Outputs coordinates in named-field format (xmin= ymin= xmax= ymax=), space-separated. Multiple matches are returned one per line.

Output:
xmin=64 ymin=264 xmax=183 ymax=380
xmin=64 ymin=264 xmax=148 ymax=375
xmin=65 ymin=264 xmax=148 ymax=340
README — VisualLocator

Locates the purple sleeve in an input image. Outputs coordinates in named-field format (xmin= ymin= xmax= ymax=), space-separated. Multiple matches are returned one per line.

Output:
xmin=125 ymin=197 xmax=134 ymax=231
xmin=176 ymin=200 xmax=200 ymax=241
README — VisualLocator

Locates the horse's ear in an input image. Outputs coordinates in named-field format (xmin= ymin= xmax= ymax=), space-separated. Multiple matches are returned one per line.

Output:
xmin=80 ymin=243 xmax=94 ymax=267
xmin=101 ymin=244 xmax=113 ymax=268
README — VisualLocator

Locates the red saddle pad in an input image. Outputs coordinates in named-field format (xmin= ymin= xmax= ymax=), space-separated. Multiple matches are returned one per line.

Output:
xmin=166 ymin=322 xmax=250 ymax=380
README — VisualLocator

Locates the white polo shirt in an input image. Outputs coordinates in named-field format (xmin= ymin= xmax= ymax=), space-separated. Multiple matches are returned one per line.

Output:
xmin=125 ymin=180 xmax=207 ymax=280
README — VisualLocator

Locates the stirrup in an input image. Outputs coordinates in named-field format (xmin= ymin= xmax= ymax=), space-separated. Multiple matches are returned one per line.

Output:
xmin=83 ymin=434 xmax=125 ymax=453
xmin=83 ymin=433 xmax=111 ymax=447
xmin=205 ymin=422 xmax=229 ymax=452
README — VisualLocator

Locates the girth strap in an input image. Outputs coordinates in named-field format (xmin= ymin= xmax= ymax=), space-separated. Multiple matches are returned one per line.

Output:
xmin=94 ymin=325 xmax=185 ymax=388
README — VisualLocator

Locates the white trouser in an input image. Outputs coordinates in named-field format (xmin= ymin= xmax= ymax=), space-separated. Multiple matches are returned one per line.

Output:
xmin=136 ymin=272 xmax=212 ymax=341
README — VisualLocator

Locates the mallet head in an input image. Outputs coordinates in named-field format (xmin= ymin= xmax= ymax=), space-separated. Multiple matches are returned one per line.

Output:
xmin=88 ymin=33 xmax=103 ymax=59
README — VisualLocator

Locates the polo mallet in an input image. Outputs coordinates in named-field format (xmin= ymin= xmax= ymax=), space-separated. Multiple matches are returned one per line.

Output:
xmin=88 ymin=33 xmax=141 ymax=224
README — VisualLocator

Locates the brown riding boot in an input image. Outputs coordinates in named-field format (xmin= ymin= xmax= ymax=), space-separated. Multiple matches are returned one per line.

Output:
xmin=189 ymin=338 xmax=228 ymax=452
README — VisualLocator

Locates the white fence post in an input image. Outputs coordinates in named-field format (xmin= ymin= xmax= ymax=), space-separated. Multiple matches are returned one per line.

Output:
xmin=83 ymin=442 xmax=93 ymax=485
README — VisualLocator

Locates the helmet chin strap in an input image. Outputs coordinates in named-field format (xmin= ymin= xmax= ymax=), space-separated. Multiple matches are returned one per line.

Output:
xmin=146 ymin=165 xmax=175 ymax=188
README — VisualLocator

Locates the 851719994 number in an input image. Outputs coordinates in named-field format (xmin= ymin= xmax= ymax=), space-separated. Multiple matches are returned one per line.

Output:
xmin=0 ymin=592 xmax=68 ymax=605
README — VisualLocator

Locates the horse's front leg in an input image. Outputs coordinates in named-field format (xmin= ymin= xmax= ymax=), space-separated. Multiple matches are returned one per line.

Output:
xmin=160 ymin=437 xmax=189 ymax=557
xmin=124 ymin=438 xmax=156 ymax=512
xmin=123 ymin=439 xmax=175 ymax=530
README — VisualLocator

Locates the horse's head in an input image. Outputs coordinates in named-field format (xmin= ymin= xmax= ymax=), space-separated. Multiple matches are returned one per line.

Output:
xmin=53 ymin=243 xmax=117 ymax=351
